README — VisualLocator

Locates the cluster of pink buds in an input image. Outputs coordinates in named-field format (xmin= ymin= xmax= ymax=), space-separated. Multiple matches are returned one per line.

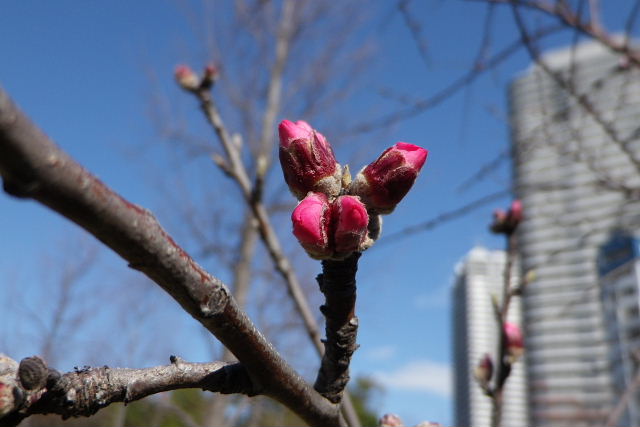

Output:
xmin=504 ymin=322 xmax=524 ymax=362
xmin=490 ymin=199 xmax=522 ymax=235
xmin=174 ymin=63 xmax=219 ymax=92
xmin=280 ymin=119 xmax=428 ymax=260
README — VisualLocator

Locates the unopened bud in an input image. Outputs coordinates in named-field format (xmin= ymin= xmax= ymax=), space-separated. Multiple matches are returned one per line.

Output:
xmin=174 ymin=65 xmax=200 ymax=91
xmin=332 ymin=195 xmax=369 ymax=255
xmin=279 ymin=120 xmax=342 ymax=199
xmin=18 ymin=356 xmax=48 ymax=391
xmin=504 ymin=322 xmax=524 ymax=361
xmin=490 ymin=200 xmax=523 ymax=234
xmin=291 ymin=192 xmax=332 ymax=259
xmin=379 ymin=413 xmax=404 ymax=427
xmin=509 ymin=199 xmax=523 ymax=224
xmin=474 ymin=353 xmax=493 ymax=388
xmin=351 ymin=142 xmax=428 ymax=214
xmin=201 ymin=64 xmax=219 ymax=89
xmin=0 ymin=376 xmax=22 ymax=418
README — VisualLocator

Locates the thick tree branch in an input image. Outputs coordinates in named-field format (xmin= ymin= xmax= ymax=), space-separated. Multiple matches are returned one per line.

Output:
xmin=0 ymin=87 xmax=342 ymax=426
xmin=314 ymin=253 xmax=360 ymax=404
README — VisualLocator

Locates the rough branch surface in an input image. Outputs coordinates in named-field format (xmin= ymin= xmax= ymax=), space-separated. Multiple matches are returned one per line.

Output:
xmin=314 ymin=253 xmax=360 ymax=403
xmin=1 ymin=355 xmax=255 ymax=426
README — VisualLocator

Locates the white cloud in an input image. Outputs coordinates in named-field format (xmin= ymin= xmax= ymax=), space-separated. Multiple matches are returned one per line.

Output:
xmin=373 ymin=360 xmax=452 ymax=397
xmin=366 ymin=345 xmax=397 ymax=361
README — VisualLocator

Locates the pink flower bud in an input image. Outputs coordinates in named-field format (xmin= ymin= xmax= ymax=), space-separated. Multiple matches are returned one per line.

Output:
xmin=201 ymin=64 xmax=219 ymax=89
xmin=474 ymin=353 xmax=493 ymax=387
xmin=279 ymin=120 xmax=342 ymax=200
xmin=351 ymin=142 xmax=428 ymax=214
xmin=291 ymin=193 xmax=332 ymax=259
xmin=379 ymin=413 xmax=404 ymax=427
xmin=490 ymin=200 xmax=523 ymax=234
xmin=504 ymin=322 xmax=524 ymax=361
xmin=174 ymin=65 xmax=200 ymax=91
xmin=508 ymin=199 xmax=523 ymax=224
xmin=332 ymin=196 xmax=369 ymax=254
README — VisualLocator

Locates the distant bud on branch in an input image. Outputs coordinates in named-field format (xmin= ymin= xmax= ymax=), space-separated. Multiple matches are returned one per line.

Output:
xmin=504 ymin=322 xmax=524 ymax=362
xmin=474 ymin=353 xmax=494 ymax=389
xmin=174 ymin=65 xmax=200 ymax=92
xmin=379 ymin=413 xmax=404 ymax=427
xmin=201 ymin=64 xmax=219 ymax=89
xmin=351 ymin=142 xmax=428 ymax=214
xmin=490 ymin=199 xmax=523 ymax=234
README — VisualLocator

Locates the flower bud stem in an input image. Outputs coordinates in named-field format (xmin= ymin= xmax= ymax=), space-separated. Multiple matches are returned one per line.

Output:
xmin=314 ymin=252 xmax=361 ymax=404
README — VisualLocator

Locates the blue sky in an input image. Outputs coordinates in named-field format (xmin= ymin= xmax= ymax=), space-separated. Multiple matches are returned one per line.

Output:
xmin=0 ymin=1 xmax=634 ymax=426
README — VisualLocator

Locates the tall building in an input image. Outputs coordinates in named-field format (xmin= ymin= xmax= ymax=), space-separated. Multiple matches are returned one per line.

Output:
xmin=598 ymin=232 xmax=640 ymax=427
xmin=510 ymin=40 xmax=640 ymax=426
xmin=453 ymin=247 xmax=528 ymax=427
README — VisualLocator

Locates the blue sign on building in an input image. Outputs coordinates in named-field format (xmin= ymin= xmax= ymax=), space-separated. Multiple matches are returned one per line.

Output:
xmin=598 ymin=232 xmax=640 ymax=276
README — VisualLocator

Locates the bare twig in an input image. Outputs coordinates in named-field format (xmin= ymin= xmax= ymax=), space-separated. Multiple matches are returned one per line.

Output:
xmin=473 ymin=0 xmax=640 ymax=66
xmin=510 ymin=3 xmax=640 ymax=177
xmin=1 ymin=354 xmax=252 ymax=426
xmin=348 ymin=24 xmax=563 ymax=134
xmin=380 ymin=190 xmax=511 ymax=244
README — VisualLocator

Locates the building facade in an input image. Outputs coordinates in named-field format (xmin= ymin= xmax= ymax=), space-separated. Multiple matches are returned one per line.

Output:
xmin=453 ymin=247 xmax=528 ymax=427
xmin=598 ymin=233 xmax=640 ymax=427
xmin=510 ymin=40 xmax=640 ymax=426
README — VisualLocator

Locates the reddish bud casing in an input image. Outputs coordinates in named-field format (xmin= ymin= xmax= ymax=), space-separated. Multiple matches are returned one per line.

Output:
xmin=291 ymin=193 xmax=332 ymax=259
xmin=279 ymin=120 xmax=342 ymax=200
xmin=490 ymin=199 xmax=523 ymax=234
xmin=332 ymin=195 xmax=369 ymax=255
xmin=351 ymin=142 xmax=428 ymax=214
xmin=474 ymin=353 xmax=494 ymax=388
xmin=291 ymin=193 xmax=371 ymax=259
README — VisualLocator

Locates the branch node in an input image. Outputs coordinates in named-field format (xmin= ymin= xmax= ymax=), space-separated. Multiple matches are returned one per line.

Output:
xmin=18 ymin=356 xmax=48 ymax=391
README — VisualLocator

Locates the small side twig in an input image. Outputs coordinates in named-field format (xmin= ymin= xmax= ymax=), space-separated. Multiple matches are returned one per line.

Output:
xmin=0 ymin=354 xmax=254 ymax=427
xmin=314 ymin=253 xmax=361 ymax=404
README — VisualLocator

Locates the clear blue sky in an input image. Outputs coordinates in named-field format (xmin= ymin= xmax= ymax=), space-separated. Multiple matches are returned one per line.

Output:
xmin=0 ymin=1 xmax=633 ymax=425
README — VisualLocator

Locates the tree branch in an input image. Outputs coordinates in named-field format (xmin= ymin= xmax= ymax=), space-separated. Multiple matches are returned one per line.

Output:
xmin=1 ymin=355 xmax=254 ymax=426
xmin=314 ymin=253 xmax=360 ymax=404
xmin=0 ymin=86 xmax=342 ymax=426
